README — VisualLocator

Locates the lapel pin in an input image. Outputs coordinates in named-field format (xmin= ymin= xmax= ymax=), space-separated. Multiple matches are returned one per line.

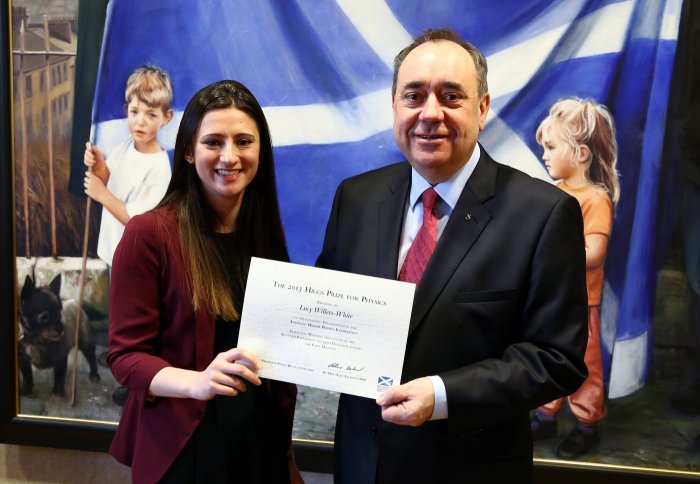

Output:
xmin=465 ymin=213 xmax=472 ymax=221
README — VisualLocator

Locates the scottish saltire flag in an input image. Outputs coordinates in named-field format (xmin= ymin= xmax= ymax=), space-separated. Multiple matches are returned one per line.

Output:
xmin=88 ymin=0 xmax=682 ymax=397
xmin=378 ymin=376 xmax=394 ymax=388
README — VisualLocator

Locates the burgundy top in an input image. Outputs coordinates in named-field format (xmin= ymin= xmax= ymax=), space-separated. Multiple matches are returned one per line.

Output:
xmin=107 ymin=206 xmax=296 ymax=484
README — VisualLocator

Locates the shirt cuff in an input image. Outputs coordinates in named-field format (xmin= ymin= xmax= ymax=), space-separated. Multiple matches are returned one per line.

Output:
xmin=427 ymin=375 xmax=448 ymax=420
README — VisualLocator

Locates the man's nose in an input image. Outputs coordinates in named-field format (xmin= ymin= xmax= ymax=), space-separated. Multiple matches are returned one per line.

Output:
xmin=419 ymin=94 xmax=443 ymax=122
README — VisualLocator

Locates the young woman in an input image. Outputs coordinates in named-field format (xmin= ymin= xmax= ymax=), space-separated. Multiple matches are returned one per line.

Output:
xmin=107 ymin=80 xmax=299 ymax=484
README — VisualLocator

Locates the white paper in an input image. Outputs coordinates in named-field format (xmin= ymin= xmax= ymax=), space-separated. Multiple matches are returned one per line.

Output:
xmin=238 ymin=257 xmax=415 ymax=399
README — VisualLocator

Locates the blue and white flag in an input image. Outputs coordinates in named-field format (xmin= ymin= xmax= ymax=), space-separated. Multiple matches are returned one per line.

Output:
xmin=89 ymin=0 xmax=683 ymax=397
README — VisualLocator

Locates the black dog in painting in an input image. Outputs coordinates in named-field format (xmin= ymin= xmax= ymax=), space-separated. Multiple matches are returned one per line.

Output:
xmin=19 ymin=274 xmax=102 ymax=397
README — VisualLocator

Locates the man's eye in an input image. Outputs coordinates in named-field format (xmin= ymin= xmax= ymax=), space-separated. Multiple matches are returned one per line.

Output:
xmin=444 ymin=93 xmax=460 ymax=102
xmin=404 ymin=93 xmax=421 ymax=102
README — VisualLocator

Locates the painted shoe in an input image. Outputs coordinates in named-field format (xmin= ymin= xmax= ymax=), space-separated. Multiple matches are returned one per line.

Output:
xmin=531 ymin=414 xmax=558 ymax=440
xmin=555 ymin=425 xmax=600 ymax=459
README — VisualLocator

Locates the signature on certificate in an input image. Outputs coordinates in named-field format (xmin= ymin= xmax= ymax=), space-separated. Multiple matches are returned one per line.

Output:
xmin=328 ymin=362 xmax=366 ymax=372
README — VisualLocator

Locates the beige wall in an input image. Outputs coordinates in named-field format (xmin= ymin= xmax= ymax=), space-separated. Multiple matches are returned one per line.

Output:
xmin=0 ymin=444 xmax=331 ymax=483
xmin=0 ymin=444 xmax=130 ymax=483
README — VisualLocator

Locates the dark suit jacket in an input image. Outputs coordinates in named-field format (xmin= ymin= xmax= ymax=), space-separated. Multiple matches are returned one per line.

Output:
xmin=107 ymin=206 xmax=296 ymax=484
xmin=317 ymin=148 xmax=588 ymax=483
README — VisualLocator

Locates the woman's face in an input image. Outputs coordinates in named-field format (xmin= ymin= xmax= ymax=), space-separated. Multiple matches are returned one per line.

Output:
xmin=187 ymin=107 xmax=260 ymax=218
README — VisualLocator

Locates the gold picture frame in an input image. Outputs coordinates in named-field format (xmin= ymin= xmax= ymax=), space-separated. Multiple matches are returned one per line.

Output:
xmin=1 ymin=2 xmax=699 ymax=483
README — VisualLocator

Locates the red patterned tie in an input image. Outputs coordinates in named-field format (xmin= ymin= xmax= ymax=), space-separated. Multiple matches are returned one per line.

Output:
xmin=399 ymin=187 xmax=439 ymax=284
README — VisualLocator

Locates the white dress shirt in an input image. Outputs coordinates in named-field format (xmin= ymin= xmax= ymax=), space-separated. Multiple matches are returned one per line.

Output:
xmin=397 ymin=144 xmax=481 ymax=420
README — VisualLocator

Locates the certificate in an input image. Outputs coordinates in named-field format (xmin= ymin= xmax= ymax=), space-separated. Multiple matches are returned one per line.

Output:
xmin=238 ymin=257 xmax=415 ymax=399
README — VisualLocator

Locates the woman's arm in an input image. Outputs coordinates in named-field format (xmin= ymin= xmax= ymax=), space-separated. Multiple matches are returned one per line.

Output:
xmin=107 ymin=213 xmax=176 ymax=395
xmin=148 ymin=347 xmax=261 ymax=400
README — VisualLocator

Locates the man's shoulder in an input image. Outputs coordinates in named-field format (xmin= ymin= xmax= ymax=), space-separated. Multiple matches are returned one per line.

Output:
xmin=490 ymin=158 xmax=568 ymax=204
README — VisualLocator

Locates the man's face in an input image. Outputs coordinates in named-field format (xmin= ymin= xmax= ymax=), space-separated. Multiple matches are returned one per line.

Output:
xmin=393 ymin=41 xmax=490 ymax=184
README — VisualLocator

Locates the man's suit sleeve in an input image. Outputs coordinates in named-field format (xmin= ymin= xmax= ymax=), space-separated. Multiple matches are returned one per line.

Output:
xmin=441 ymin=194 xmax=588 ymax=435
xmin=316 ymin=181 xmax=344 ymax=270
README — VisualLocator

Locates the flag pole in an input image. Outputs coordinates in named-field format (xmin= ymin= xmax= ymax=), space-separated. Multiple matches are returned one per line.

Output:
xmin=71 ymin=147 xmax=93 ymax=407
xmin=43 ymin=15 xmax=57 ymax=258
xmin=18 ymin=20 xmax=30 ymax=258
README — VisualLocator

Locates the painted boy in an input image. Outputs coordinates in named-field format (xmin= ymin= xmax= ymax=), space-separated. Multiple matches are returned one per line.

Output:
xmin=84 ymin=65 xmax=174 ymax=266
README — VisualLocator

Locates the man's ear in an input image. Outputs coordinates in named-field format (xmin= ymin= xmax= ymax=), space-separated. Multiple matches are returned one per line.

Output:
xmin=478 ymin=93 xmax=491 ymax=131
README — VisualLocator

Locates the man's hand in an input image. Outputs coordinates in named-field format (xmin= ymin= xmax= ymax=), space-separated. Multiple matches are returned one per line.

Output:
xmin=376 ymin=377 xmax=435 ymax=426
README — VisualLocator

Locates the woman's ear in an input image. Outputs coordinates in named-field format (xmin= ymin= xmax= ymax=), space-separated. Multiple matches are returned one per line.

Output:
xmin=185 ymin=152 xmax=194 ymax=164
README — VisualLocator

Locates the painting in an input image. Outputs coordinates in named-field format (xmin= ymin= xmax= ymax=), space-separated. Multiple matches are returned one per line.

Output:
xmin=1 ymin=1 xmax=700 ymax=481
xmin=0 ymin=0 xmax=117 ymax=451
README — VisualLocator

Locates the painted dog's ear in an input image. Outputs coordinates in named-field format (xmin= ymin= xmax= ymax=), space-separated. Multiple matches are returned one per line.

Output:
xmin=49 ymin=274 xmax=61 ymax=298
xmin=20 ymin=275 xmax=35 ymax=302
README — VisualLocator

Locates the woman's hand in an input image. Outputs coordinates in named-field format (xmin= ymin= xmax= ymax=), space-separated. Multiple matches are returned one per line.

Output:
xmin=148 ymin=348 xmax=262 ymax=400
xmin=190 ymin=347 xmax=262 ymax=400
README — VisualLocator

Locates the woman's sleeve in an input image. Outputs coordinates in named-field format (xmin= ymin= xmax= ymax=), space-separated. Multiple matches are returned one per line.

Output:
xmin=106 ymin=213 xmax=172 ymax=397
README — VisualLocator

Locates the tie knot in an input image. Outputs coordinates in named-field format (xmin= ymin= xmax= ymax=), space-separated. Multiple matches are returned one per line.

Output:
xmin=422 ymin=187 xmax=438 ymax=211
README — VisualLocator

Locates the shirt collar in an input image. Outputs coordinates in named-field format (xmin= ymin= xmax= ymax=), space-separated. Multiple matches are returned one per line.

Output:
xmin=408 ymin=143 xmax=481 ymax=211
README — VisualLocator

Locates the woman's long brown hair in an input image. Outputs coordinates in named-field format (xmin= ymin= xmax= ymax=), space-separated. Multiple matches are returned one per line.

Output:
xmin=158 ymin=80 xmax=288 ymax=320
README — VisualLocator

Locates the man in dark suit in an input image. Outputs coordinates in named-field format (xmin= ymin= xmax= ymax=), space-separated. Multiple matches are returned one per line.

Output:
xmin=316 ymin=28 xmax=588 ymax=483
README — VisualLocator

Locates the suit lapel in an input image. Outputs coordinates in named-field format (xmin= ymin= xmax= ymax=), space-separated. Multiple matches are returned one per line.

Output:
xmin=376 ymin=165 xmax=412 ymax=280
xmin=408 ymin=150 xmax=498 ymax=336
